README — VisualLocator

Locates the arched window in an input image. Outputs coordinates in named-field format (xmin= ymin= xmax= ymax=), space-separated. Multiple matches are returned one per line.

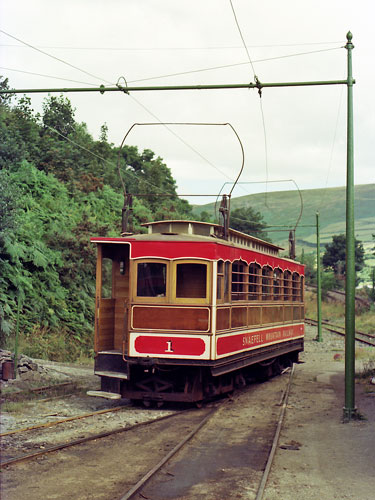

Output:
xmin=273 ymin=268 xmax=283 ymax=300
xmin=249 ymin=263 xmax=261 ymax=300
xmin=217 ymin=260 xmax=229 ymax=302
xmin=232 ymin=260 xmax=248 ymax=301
xmin=262 ymin=266 xmax=273 ymax=300
xmin=283 ymin=270 xmax=292 ymax=301
xmin=292 ymin=272 xmax=300 ymax=302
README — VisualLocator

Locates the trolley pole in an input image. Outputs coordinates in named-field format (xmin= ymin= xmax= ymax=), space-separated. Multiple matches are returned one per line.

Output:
xmin=343 ymin=32 xmax=357 ymax=421
xmin=316 ymin=212 xmax=322 ymax=342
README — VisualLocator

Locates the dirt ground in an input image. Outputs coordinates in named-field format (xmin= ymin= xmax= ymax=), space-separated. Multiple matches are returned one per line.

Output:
xmin=1 ymin=325 xmax=375 ymax=499
xmin=264 ymin=326 xmax=375 ymax=500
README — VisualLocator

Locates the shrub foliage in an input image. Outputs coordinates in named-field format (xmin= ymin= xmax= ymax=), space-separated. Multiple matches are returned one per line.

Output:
xmin=0 ymin=78 xmax=192 ymax=359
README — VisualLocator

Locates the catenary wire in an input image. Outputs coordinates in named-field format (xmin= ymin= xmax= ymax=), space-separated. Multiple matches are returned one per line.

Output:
xmin=43 ymin=123 xmax=168 ymax=194
xmin=128 ymin=95 xmax=246 ymax=189
xmin=1 ymin=46 xmax=342 ymax=89
xmin=122 ymin=47 xmax=342 ymax=85
xmin=228 ymin=0 xmax=269 ymax=201
xmin=0 ymin=30 xmax=238 ymax=191
xmin=0 ymin=29 xmax=113 ymax=85
xmin=319 ymin=85 xmax=345 ymax=211
xmin=0 ymin=41 xmax=345 ymax=50
xmin=0 ymin=66 xmax=98 ymax=86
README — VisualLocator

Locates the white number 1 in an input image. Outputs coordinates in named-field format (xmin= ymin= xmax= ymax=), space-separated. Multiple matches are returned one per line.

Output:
xmin=165 ymin=340 xmax=174 ymax=353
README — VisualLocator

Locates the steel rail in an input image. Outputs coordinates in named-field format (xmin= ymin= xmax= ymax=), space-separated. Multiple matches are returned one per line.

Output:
xmin=0 ymin=410 xmax=184 ymax=467
xmin=305 ymin=318 xmax=375 ymax=346
xmin=117 ymin=405 xmax=220 ymax=500
xmin=1 ymin=381 xmax=76 ymax=401
xmin=0 ymin=405 xmax=128 ymax=437
xmin=255 ymin=364 xmax=295 ymax=500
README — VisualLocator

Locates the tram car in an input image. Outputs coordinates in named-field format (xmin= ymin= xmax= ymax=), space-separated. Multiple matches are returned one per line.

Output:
xmin=89 ymin=220 xmax=304 ymax=404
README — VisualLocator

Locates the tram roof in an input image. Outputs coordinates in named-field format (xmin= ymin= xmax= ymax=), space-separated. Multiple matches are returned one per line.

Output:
xmin=92 ymin=220 xmax=283 ymax=253
xmin=141 ymin=220 xmax=283 ymax=252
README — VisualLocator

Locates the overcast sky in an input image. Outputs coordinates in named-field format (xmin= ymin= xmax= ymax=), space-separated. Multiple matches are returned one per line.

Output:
xmin=1 ymin=0 xmax=374 ymax=207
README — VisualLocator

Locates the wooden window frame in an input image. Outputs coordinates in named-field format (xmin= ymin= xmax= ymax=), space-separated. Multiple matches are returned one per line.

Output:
xmin=231 ymin=260 xmax=249 ymax=302
xmin=273 ymin=268 xmax=283 ymax=301
xmin=262 ymin=265 xmax=273 ymax=301
xmin=171 ymin=260 xmax=211 ymax=305
xmin=132 ymin=258 xmax=170 ymax=303
xmin=292 ymin=272 xmax=301 ymax=302
xmin=248 ymin=263 xmax=261 ymax=301
xmin=283 ymin=270 xmax=292 ymax=302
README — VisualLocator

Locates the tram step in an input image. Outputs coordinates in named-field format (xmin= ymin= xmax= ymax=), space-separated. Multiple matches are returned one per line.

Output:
xmin=86 ymin=390 xmax=122 ymax=400
xmin=94 ymin=370 xmax=128 ymax=379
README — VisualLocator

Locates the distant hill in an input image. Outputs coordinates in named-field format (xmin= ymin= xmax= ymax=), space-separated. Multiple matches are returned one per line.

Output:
xmin=193 ymin=184 xmax=375 ymax=279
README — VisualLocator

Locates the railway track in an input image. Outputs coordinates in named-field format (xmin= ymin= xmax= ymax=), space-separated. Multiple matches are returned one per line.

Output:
xmin=1 ymin=381 xmax=77 ymax=402
xmin=0 ymin=408 xmax=182 ymax=467
xmin=0 ymin=404 xmax=129 ymax=438
xmin=119 ymin=368 xmax=295 ymax=500
xmin=2 ymin=369 xmax=295 ymax=500
xmin=305 ymin=318 xmax=375 ymax=347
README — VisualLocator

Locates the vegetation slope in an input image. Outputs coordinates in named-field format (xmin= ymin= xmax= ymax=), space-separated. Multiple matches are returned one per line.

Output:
xmin=0 ymin=79 xmax=192 ymax=360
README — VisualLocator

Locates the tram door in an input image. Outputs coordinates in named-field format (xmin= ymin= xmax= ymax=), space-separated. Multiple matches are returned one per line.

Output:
xmin=95 ymin=244 xmax=130 ymax=354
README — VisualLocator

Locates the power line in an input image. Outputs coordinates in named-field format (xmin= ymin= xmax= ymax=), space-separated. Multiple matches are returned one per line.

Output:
xmin=0 ymin=31 xmax=234 ymax=191
xmin=0 ymin=66 xmax=98 ymax=86
xmin=228 ymin=0 xmax=257 ymax=79
xmin=1 ymin=46 xmax=342 ymax=89
xmin=228 ymin=0 xmax=269 ymax=201
xmin=128 ymin=97 xmax=244 ymax=186
xmin=0 ymin=41 xmax=345 ymax=50
xmin=43 ymin=123 xmax=167 ymax=194
xmin=0 ymin=29 xmax=112 ymax=85
xmin=125 ymin=47 xmax=342 ymax=84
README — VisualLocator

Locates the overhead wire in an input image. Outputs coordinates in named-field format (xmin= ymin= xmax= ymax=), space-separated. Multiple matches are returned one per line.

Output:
xmin=318 ymin=85 xmax=345 ymax=211
xmin=228 ymin=0 xmax=270 ymax=201
xmin=128 ymin=96 xmax=244 ymax=186
xmin=0 ymin=66 xmax=98 ymax=86
xmin=1 ymin=46 xmax=343 ymax=89
xmin=125 ymin=47 xmax=342 ymax=84
xmin=0 ymin=41 xmax=345 ymax=50
xmin=43 ymin=123 xmax=168 ymax=194
xmin=0 ymin=30 xmax=238 ymax=194
xmin=0 ymin=29 xmax=113 ymax=85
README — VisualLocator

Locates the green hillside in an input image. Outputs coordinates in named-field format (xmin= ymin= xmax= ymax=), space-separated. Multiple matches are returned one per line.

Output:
xmin=193 ymin=184 xmax=375 ymax=272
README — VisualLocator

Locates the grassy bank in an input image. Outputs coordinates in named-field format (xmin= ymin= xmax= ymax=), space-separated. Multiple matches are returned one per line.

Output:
xmin=305 ymin=290 xmax=375 ymax=335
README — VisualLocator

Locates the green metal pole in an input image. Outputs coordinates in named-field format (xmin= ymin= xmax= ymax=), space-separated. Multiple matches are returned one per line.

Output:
xmin=316 ymin=212 xmax=322 ymax=342
xmin=343 ymin=32 xmax=357 ymax=421
xmin=0 ymin=79 xmax=352 ymax=95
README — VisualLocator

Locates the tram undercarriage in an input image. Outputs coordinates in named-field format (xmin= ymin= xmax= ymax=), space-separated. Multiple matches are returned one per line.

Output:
xmin=96 ymin=340 xmax=303 ymax=405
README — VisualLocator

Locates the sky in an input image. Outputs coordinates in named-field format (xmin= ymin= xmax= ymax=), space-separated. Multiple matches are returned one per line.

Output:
xmin=1 ymin=0 xmax=374 ymax=207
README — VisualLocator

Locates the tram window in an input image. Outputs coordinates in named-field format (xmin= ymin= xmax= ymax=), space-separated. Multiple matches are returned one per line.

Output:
xmin=249 ymin=263 xmax=260 ymax=300
xmin=273 ymin=269 xmax=282 ymax=300
xmin=137 ymin=262 xmax=167 ymax=297
xmin=217 ymin=260 xmax=224 ymax=300
xmin=176 ymin=263 xmax=207 ymax=298
xmin=292 ymin=273 xmax=300 ymax=301
xmin=262 ymin=266 xmax=272 ymax=300
xmin=224 ymin=262 xmax=230 ymax=302
xmin=283 ymin=271 xmax=292 ymax=301
xmin=232 ymin=260 xmax=246 ymax=301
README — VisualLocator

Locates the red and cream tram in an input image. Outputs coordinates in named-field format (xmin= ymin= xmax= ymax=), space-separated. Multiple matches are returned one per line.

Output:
xmin=90 ymin=220 xmax=304 ymax=404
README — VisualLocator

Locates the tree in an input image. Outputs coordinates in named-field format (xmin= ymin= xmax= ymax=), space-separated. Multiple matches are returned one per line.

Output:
xmin=42 ymin=95 xmax=76 ymax=137
xmin=230 ymin=206 xmax=268 ymax=240
xmin=322 ymin=234 xmax=365 ymax=280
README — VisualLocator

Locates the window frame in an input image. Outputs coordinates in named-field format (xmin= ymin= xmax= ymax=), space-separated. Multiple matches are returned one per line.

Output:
xmin=132 ymin=258 xmax=170 ymax=303
xmin=171 ymin=259 xmax=211 ymax=305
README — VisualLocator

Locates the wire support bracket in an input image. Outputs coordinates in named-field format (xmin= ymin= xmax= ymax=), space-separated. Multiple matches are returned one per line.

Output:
xmin=116 ymin=76 xmax=130 ymax=95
